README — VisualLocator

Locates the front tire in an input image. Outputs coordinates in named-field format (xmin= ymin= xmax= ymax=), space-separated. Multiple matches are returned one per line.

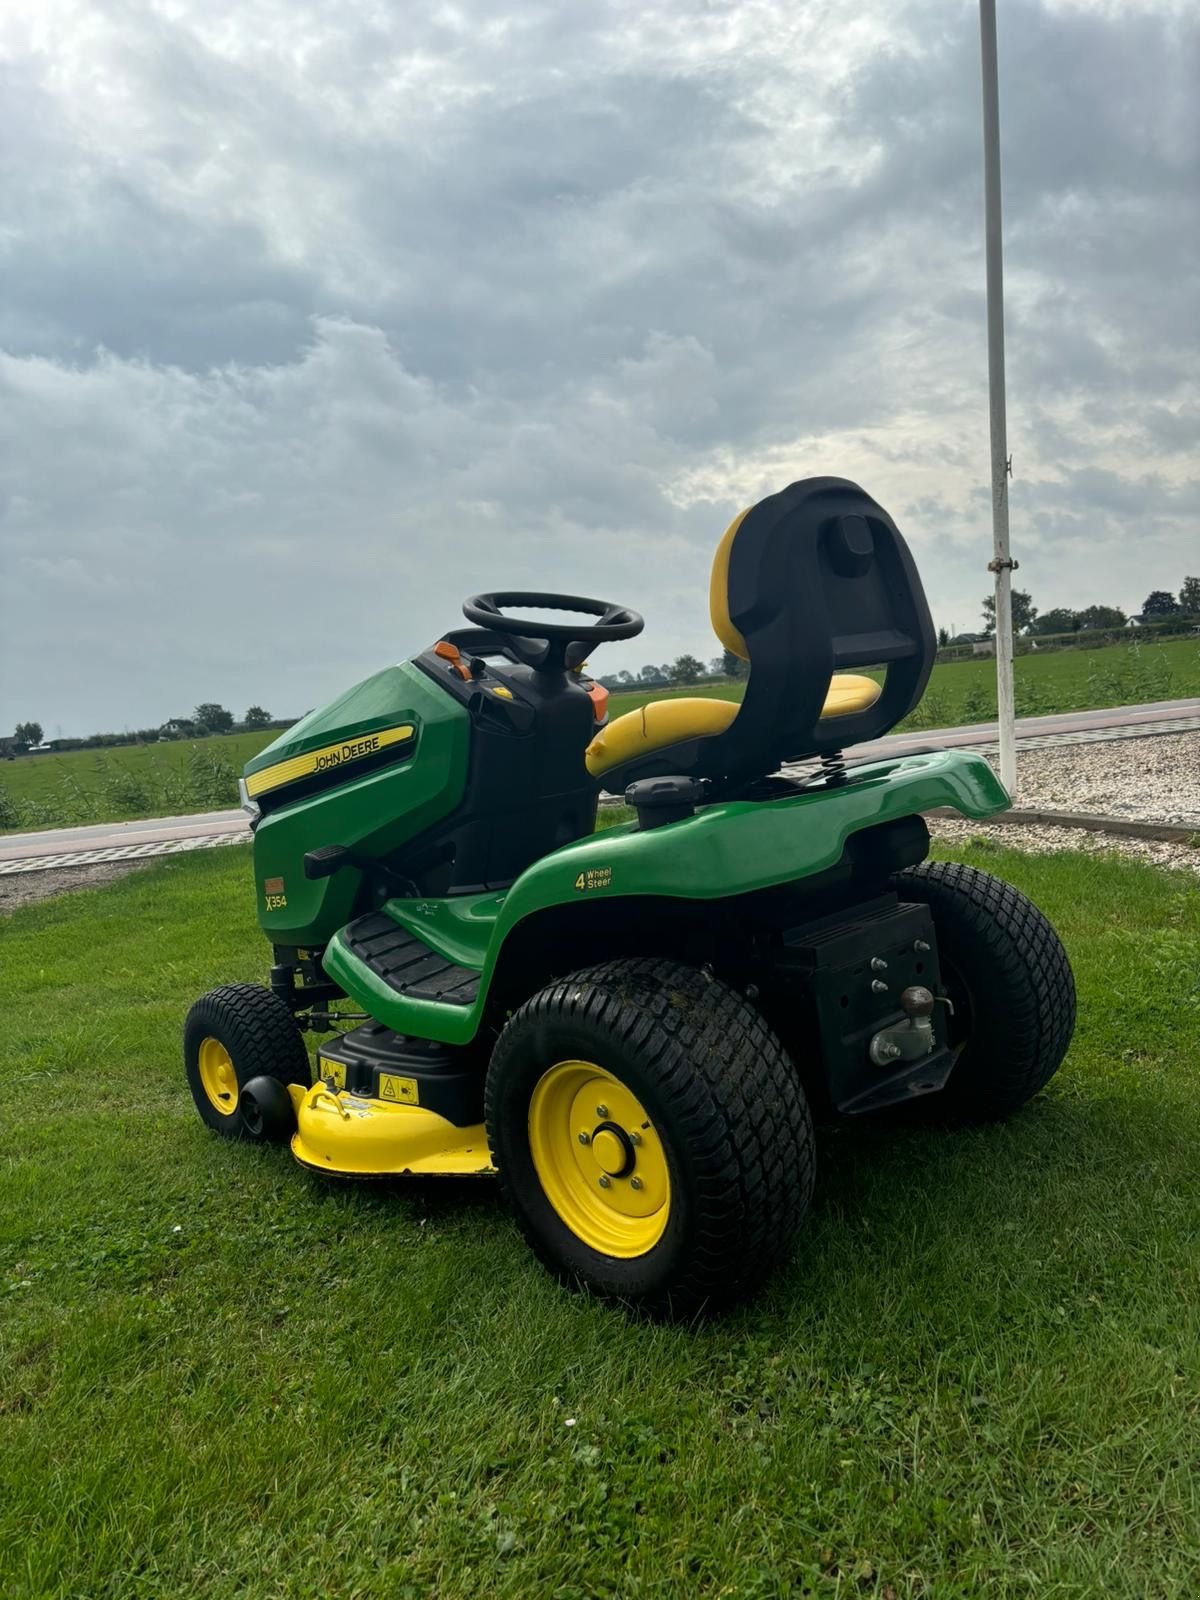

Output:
xmin=895 ymin=861 xmax=1075 ymax=1122
xmin=485 ymin=958 xmax=816 ymax=1318
xmin=184 ymin=984 xmax=310 ymax=1140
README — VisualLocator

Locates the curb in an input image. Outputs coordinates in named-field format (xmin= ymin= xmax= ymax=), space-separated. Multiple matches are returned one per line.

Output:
xmin=923 ymin=807 xmax=1200 ymax=845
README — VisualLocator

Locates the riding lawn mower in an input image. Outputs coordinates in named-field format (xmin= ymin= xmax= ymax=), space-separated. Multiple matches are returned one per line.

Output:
xmin=184 ymin=477 xmax=1075 ymax=1317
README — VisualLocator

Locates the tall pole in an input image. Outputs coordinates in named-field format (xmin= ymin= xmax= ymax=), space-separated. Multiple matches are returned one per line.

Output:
xmin=979 ymin=0 xmax=1017 ymax=794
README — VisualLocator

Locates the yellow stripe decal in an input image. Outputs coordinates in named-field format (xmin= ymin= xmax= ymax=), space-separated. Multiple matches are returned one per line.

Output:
xmin=245 ymin=724 xmax=415 ymax=798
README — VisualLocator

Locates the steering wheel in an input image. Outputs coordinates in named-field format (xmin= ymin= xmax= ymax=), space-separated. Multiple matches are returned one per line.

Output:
xmin=462 ymin=590 xmax=644 ymax=673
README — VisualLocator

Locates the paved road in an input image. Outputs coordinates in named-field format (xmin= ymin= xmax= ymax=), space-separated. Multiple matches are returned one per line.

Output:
xmin=2 ymin=697 xmax=1197 ymax=873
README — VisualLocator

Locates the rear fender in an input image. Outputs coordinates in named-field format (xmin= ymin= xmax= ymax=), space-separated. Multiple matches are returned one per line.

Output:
xmin=325 ymin=749 xmax=1008 ymax=1043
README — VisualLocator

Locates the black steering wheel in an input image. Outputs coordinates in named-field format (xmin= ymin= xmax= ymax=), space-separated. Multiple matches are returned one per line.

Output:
xmin=462 ymin=590 xmax=644 ymax=673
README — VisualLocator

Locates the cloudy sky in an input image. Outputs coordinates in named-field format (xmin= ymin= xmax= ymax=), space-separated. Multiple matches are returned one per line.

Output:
xmin=1 ymin=0 xmax=1196 ymax=736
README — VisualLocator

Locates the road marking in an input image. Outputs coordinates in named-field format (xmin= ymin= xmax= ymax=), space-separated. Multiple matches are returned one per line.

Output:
xmin=0 ymin=830 xmax=252 ymax=876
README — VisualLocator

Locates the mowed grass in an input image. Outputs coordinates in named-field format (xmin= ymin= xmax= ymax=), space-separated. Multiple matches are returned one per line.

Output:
xmin=4 ymin=636 xmax=1198 ymax=836
xmin=3 ymin=844 xmax=1199 ymax=1598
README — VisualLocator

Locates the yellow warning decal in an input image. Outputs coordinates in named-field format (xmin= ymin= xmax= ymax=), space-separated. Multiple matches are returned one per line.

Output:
xmin=318 ymin=1059 xmax=347 ymax=1089
xmin=245 ymin=724 xmax=416 ymax=798
xmin=378 ymin=1072 xmax=419 ymax=1105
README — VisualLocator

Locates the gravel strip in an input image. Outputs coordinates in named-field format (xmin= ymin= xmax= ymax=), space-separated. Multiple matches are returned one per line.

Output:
xmin=928 ymin=815 xmax=1200 ymax=875
xmin=1002 ymin=731 xmax=1200 ymax=827
xmin=929 ymin=730 xmax=1200 ymax=875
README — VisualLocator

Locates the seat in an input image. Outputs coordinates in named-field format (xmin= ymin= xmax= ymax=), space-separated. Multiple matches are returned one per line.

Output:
xmin=585 ymin=678 xmax=881 ymax=777
xmin=584 ymin=477 xmax=935 ymax=795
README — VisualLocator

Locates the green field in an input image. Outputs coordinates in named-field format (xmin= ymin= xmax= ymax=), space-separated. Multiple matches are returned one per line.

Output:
xmin=4 ymin=637 xmax=1197 ymax=834
xmin=3 ymin=842 xmax=1198 ymax=1597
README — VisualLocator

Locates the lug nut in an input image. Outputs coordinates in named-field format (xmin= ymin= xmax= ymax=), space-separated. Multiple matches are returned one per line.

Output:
xmin=914 ymin=938 xmax=931 ymax=952
xmin=629 ymin=1131 xmax=642 ymax=1146
xmin=595 ymin=1104 xmax=609 ymax=1118
xmin=630 ymin=1176 xmax=643 ymax=1191
xmin=598 ymin=1175 xmax=611 ymax=1189
xmin=871 ymin=978 xmax=889 ymax=994
xmin=870 ymin=956 xmax=888 ymax=972
xmin=578 ymin=1131 xmax=591 ymax=1145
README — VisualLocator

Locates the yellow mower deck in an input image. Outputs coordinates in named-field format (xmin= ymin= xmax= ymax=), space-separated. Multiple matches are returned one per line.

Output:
xmin=287 ymin=1082 xmax=494 ymax=1179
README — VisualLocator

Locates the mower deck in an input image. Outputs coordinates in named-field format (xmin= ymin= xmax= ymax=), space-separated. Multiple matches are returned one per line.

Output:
xmin=287 ymin=1081 xmax=494 ymax=1179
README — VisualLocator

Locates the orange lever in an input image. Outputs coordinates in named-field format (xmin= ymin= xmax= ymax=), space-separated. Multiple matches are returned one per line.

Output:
xmin=434 ymin=640 xmax=470 ymax=679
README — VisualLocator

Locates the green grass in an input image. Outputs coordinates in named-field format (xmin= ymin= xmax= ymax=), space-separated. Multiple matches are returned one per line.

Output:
xmin=606 ymin=635 xmax=1199 ymax=727
xmin=3 ymin=843 xmax=1199 ymax=1597
xmin=3 ymin=637 xmax=1197 ymax=835
xmin=0 ymin=731 xmax=278 ymax=833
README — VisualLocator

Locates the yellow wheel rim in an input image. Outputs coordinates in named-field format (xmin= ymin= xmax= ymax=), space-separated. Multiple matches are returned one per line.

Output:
xmin=198 ymin=1037 xmax=239 ymax=1117
xmin=528 ymin=1061 xmax=670 ymax=1258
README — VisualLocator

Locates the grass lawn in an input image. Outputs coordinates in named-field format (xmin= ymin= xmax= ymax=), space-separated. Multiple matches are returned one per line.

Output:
xmin=3 ymin=842 xmax=1198 ymax=1597
xmin=3 ymin=637 xmax=1198 ymax=836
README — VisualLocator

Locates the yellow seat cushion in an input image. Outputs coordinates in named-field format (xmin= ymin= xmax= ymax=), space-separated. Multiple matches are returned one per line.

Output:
xmin=585 ymin=675 xmax=881 ymax=777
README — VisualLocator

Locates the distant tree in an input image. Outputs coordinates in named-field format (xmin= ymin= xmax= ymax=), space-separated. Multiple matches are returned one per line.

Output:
xmin=1178 ymin=577 xmax=1200 ymax=617
xmin=1031 ymin=608 xmax=1080 ymax=636
xmin=1075 ymin=604 xmax=1126 ymax=631
xmin=981 ymin=589 xmax=1037 ymax=637
xmin=243 ymin=705 xmax=272 ymax=729
xmin=669 ymin=654 xmax=705 ymax=686
xmin=613 ymin=670 xmax=635 ymax=686
xmin=720 ymin=647 xmax=748 ymax=678
xmin=936 ymin=627 xmax=950 ymax=648
xmin=639 ymin=664 xmax=665 ymax=685
xmin=1140 ymin=590 xmax=1179 ymax=621
xmin=14 ymin=720 xmax=43 ymax=747
xmin=193 ymin=702 xmax=235 ymax=735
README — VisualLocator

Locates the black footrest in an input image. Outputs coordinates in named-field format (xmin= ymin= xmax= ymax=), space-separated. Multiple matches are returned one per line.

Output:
xmin=342 ymin=913 xmax=481 ymax=1006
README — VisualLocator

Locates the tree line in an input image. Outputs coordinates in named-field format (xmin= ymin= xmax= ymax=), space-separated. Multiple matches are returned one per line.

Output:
xmin=7 ymin=704 xmax=277 ymax=755
xmin=15 ymin=575 xmax=1199 ymax=747
xmin=971 ymin=577 xmax=1199 ymax=641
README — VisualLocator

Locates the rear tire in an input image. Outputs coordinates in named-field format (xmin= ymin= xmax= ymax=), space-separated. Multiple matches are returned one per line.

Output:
xmin=895 ymin=861 xmax=1075 ymax=1122
xmin=184 ymin=984 xmax=310 ymax=1139
xmin=485 ymin=958 xmax=816 ymax=1318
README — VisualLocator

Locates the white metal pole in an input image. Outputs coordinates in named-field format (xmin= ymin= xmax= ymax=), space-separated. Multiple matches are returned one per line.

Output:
xmin=979 ymin=0 xmax=1017 ymax=795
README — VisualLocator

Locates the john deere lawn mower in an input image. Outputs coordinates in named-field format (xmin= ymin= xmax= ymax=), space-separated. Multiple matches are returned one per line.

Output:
xmin=185 ymin=476 xmax=1075 ymax=1316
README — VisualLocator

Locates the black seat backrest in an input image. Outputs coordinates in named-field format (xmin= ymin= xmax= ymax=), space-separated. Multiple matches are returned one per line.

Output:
xmin=624 ymin=477 xmax=936 ymax=793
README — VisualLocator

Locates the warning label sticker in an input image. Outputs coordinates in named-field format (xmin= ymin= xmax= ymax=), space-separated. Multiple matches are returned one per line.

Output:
xmin=378 ymin=1072 xmax=419 ymax=1105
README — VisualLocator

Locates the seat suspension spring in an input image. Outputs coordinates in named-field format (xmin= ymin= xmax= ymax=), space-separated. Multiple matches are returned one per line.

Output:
xmin=820 ymin=751 xmax=848 ymax=787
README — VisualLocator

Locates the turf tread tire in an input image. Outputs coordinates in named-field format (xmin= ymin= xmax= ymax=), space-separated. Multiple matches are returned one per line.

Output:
xmin=486 ymin=957 xmax=816 ymax=1318
xmin=184 ymin=983 xmax=310 ymax=1139
xmin=895 ymin=861 xmax=1075 ymax=1121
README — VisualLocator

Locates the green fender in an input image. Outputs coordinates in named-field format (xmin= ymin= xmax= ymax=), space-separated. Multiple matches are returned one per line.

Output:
xmin=323 ymin=748 xmax=1009 ymax=1045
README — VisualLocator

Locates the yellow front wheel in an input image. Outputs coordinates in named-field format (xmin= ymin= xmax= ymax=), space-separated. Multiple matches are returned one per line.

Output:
xmin=197 ymin=1037 xmax=240 ymax=1117
xmin=184 ymin=984 xmax=310 ymax=1140
xmin=486 ymin=957 xmax=816 ymax=1319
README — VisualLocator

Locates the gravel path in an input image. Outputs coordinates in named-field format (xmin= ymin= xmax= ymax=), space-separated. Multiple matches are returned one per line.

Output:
xmin=929 ymin=731 xmax=1200 ymax=876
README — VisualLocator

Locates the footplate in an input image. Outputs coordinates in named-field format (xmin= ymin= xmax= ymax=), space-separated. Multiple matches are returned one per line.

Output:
xmin=340 ymin=912 xmax=481 ymax=1005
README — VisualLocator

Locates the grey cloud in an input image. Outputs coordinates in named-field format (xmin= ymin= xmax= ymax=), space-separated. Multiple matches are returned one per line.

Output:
xmin=0 ymin=0 xmax=1196 ymax=735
